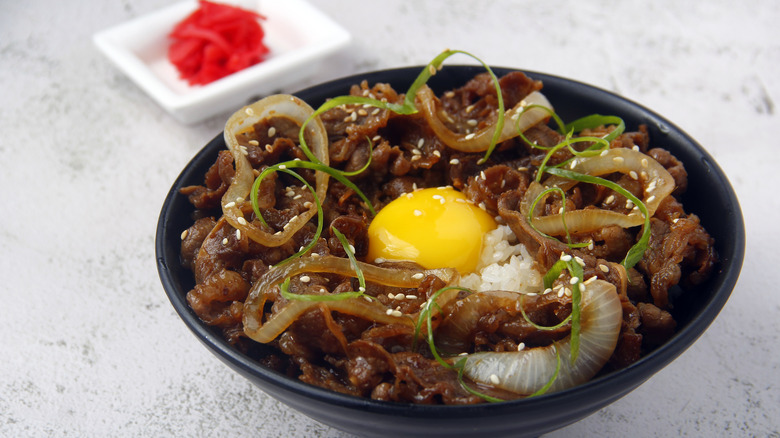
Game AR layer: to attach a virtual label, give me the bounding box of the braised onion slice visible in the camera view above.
[461,280,621,395]
[242,255,459,343]
[527,148,675,235]
[416,85,553,153]
[222,94,330,247]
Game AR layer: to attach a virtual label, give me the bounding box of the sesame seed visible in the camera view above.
[393,294,404,300]
[641,158,649,168]
[489,374,501,385]
[364,296,372,302]
[580,283,587,292]
[626,200,634,209]
[558,207,565,214]
[374,258,386,264]
[245,107,254,116]
[417,138,425,148]
[300,275,311,283]
[570,277,580,285]
[564,288,572,297]
[445,91,455,98]
[274,231,282,236]
[236,230,241,240]
[391,310,403,317]
[673,218,680,223]
[279,164,287,170]
[432,150,441,157]
[543,288,552,295]
[412,148,422,155]
[180,230,188,240]
[359,286,366,292]
[237,217,247,225]
[385,309,393,316]
[588,240,595,250]
[225,201,236,209]
[303,201,313,209]
[372,135,382,142]
[585,276,598,284]
[467,119,478,127]
[406,294,418,300]
[600,149,610,157]
[570,159,578,169]
[517,342,526,352]
[350,112,358,122]
[412,273,424,280]
[248,140,259,146]
[480,171,486,180]
[449,158,460,165]
[222,237,229,245]
[432,195,445,204]
[478,202,487,211]
[613,156,624,164]
[558,289,565,298]
[465,105,475,113]
[428,64,437,75]
[348,244,356,253]
[293,194,302,200]
[629,171,639,180]
[599,264,610,273]
[264,144,273,152]
[410,155,421,161]
[464,133,476,140]
[646,195,656,203]
[371,108,380,116]
[517,166,529,172]
[574,256,585,266]
[267,127,276,137]
[358,109,367,117]
[413,209,423,217]
[632,145,640,151]
[560,254,572,262]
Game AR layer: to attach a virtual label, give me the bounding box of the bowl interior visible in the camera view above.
[156,65,744,437]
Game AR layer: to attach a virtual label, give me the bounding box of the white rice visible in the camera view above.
[458,225,543,293]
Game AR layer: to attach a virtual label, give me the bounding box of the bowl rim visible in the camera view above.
[156,64,745,416]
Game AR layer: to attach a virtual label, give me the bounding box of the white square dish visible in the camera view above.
[93,0,351,124]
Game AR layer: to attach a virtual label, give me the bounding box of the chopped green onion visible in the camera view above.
[527,344,561,397]
[279,277,366,302]
[518,294,572,331]
[279,226,370,302]
[248,166,323,266]
[564,114,625,143]
[331,227,366,293]
[454,357,505,403]
[298,49,506,167]
[544,167,650,269]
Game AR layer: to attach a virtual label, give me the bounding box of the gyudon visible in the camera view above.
[179,50,717,404]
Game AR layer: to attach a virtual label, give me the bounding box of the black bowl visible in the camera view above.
[156,66,744,437]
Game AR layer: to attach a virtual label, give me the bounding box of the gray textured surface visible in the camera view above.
[1,0,778,436]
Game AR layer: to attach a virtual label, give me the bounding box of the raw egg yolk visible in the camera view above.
[367,187,497,275]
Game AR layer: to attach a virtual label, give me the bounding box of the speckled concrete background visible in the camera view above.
[1,0,778,437]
